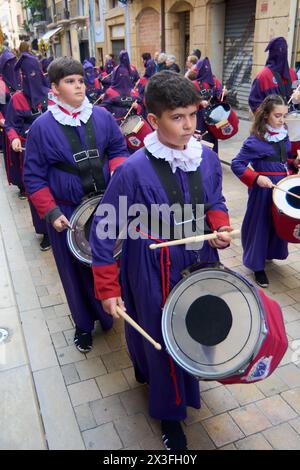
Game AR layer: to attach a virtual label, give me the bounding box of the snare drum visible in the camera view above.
[162,266,287,383]
[285,111,300,156]
[67,195,123,265]
[272,174,300,243]
[204,103,239,140]
[120,115,152,151]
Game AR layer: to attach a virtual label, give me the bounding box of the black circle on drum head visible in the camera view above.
[185,295,233,347]
[286,186,300,209]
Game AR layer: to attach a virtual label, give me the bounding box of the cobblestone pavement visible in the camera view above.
[2,119,300,450]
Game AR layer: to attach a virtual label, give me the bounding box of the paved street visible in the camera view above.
[2,119,300,450]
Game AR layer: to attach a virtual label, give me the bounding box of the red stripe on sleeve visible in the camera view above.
[92,264,121,300]
[109,156,127,173]
[29,187,57,219]
[240,167,259,187]
[206,210,230,231]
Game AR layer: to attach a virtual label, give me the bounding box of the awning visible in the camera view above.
[40,27,62,42]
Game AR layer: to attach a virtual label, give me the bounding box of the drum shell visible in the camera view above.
[285,112,300,156]
[123,116,152,151]
[219,288,287,384]
[272,174,300,243]
[204,103,239,141]
[162,267,287,383]
[272,204,300,243]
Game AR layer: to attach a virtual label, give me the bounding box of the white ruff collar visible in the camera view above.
[144,131,203,173]
[48,94,93,127]
[264,124,288,143]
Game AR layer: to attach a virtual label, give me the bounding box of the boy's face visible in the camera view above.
[52,74,86,108]
[148,104,198,150]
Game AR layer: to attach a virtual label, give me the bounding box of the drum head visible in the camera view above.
[67,195,124,265]
[205,103,231,125]
[67,195,102,265]
[273,175,300,219]
[120,115,141,136]
[285,112,300,142]
[162,268,266,380]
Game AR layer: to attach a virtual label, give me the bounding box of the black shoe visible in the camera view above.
[161,420,187,450]
[18,189,27,200]
[254,270,269,288]
[40,234,51,251]
[74,327,93,353]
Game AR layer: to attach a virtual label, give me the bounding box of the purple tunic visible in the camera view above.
[90,147,230,420]
[24,106,129,332]
[231,135,292,271]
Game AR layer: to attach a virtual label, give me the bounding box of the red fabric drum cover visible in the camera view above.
[204,103,239,140]
[219,289,287,384]
[120,115,153,151]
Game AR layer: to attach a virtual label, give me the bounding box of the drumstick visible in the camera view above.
[115,306,162,351]
[121,100,137,124]
[100,71,113,81]
[288,84,300,105]
[194,129,208,138]
[272,184,300,201]
[149,229,241,249]
[93,94,104,106]
[133,78,140,90]
[221,86,226,102]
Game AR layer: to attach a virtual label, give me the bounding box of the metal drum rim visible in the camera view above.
[67,195,102,266]
[161,267,268,380]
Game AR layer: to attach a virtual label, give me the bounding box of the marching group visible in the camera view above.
[0,36,300,450]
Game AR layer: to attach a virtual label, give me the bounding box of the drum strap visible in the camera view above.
[272,71,292,101]
[54,117,106,196]
[145,148,211,238]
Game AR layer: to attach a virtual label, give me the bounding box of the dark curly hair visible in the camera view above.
[145,70,200,116]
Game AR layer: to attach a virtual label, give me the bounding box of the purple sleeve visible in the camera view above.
[231,137,260,187]
[248,78,266,113]
[5,99,24,142]
[90,163,135,299]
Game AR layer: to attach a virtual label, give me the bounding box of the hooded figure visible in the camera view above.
[265,37,290,79]
[41,56,54,74]
[83,60,96,86]
[192,57,223,153]
[4,52,50,242]
[137,58,156,99]
[119,50,139,87]
[15,52,49,108]
[0,50,21,92]
[194,57,215,87]
[83,59,102,104]
[249,36,297,113]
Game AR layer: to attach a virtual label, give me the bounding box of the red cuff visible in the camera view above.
[29,187,57,219]
[109,156,127,173]
[240,167,259,187]
[206,210,230,231]
[0,112,4,121]
[6,128,19,143]
[92,264,121,300]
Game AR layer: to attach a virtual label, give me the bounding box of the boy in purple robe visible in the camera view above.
[137,53,156,100]
[23,57,129,352]
[249,37,298,113]
[90,71,233,449]
[231,94,300,287]
[191,57,223,153]
[5,52,51,250]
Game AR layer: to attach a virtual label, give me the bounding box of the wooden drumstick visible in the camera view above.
[115,306,162,351]
[221,86,226,102]
[272,184,300,201]
[133,78,140,90]
[149,229,240,249]
[288,83,300,105]
[120,100,137,124]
